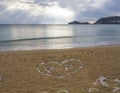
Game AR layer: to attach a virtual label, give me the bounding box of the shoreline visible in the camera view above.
[0,45,120,93]
[0,43,120,53]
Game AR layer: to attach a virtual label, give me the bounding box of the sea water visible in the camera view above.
[0,24,120,51]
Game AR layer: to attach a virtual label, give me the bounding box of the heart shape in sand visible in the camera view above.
[36,59,83,78]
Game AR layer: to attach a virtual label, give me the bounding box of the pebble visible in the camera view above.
[57,90,69,93]
[88,88,99,93]
[113,87,120,93]
[114,79,120,84]
[0,75,3,81]
[95,76,109,87]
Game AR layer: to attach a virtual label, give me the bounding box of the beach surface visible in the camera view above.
[0,45,120,93]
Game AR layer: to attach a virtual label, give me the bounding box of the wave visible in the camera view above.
[0,36,77,42]
[0,35,119,43]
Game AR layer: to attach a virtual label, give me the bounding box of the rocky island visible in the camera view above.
[68,20,90,24]
[95,16,120,24]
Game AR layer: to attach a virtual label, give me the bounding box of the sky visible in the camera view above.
[0,0,120,24]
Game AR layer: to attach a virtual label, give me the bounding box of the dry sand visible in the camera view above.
[0,45,120,93]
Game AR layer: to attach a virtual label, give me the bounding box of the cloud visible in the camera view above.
[70,0,120,22]
[0,0,74,24]
[0,0,119,24]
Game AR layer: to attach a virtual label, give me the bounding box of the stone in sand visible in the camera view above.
[88,88,99,93]
[57,89,69,93]
[112,87,120,93]
[114,79,120,84]
[0,75,3,81]
[98,76,109,87]
[93,76,109,87]
[65,64,72,71]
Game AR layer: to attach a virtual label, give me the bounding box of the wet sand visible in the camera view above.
[0,45,120,93]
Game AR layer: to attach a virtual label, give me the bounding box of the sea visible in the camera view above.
[0,24,120,51]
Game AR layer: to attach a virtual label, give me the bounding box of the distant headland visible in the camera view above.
[95,16,120,24]
[68,16,120,24]
[68,21,90,24]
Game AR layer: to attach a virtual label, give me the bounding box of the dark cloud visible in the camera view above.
[74,0,120,22]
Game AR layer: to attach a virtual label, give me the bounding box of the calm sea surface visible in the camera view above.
[0,25,120,51]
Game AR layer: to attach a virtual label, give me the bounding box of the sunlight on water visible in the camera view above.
[45,25,74,37]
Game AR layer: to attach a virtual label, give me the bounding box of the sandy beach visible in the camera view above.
[0,45,120,93]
